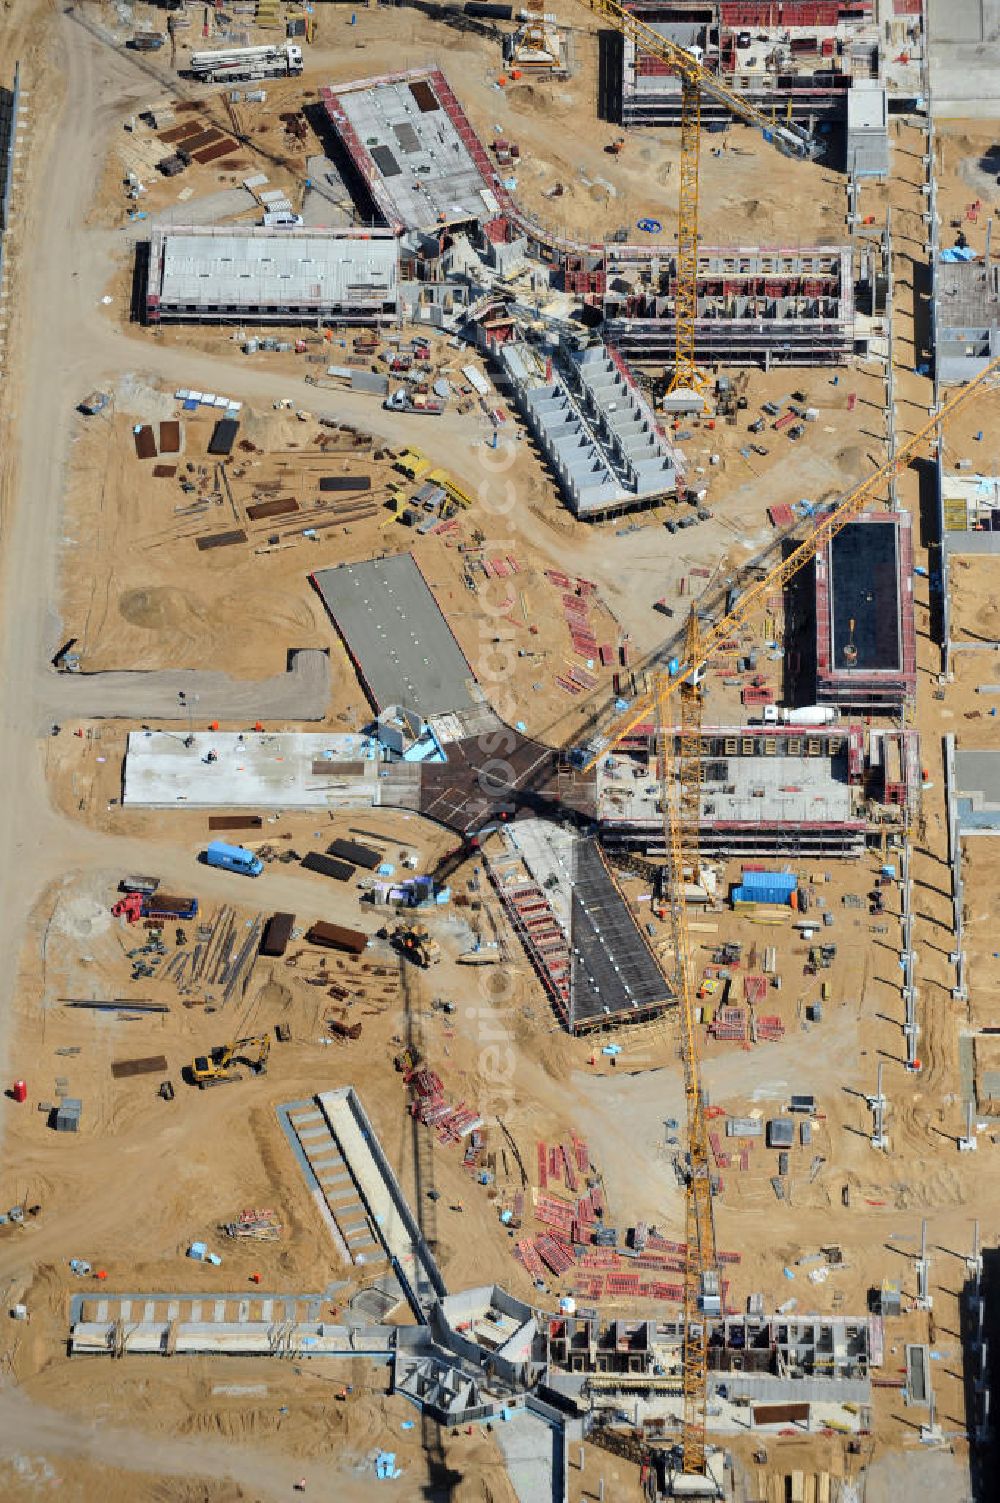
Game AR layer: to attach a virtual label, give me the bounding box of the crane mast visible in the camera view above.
[585,0,816,395]
[588,357,1000,1479]
[658,608,717,1474]
[584,351,1000,772]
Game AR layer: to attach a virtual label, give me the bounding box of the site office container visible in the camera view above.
[740,870,797,894]
[733,884,796,906]
[732,871,798,906]
[205,840,264,877]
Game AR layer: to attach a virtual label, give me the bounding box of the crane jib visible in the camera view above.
[594,0,820,157]
[583,353,1000,772]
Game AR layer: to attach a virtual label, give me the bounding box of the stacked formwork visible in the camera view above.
[563,253,608,297]
[486,851,572,1027]
[603,246,855,369]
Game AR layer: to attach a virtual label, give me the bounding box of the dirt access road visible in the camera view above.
[39,647,330,723]
[0,21,471,1117]
[0,1382,386,1503]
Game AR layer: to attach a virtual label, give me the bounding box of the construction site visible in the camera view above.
[1,0,1000,1500]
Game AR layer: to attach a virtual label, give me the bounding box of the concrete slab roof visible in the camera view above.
[123,730,382,809]
[935,258,1000,331]
[324,71,499,233]
[846,80,888,131]
[927,0,1000,116]
[597,748,856,828]
[312,553,479,719]
[501,818,672,1028]
[150,226,398,310]
[955,749,1000,833]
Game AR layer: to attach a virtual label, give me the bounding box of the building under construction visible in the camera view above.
[613,0,897,128]
[143,226,400,325]
[601,244,856,369]
[486,819,672,1033]
[545,1309,874,1389]
[934,253,1000,384]
[320,67,515,237]
[814,511,916,711]
[596,721,870,859]
[498,339,679,518]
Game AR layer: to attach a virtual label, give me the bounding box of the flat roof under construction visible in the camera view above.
[145,225,399,321]
[570,834,672,1026]
[815,512,915,706]
[489,819,671,1031]
[831,521,901,671]
[599,748,855,830]
[322,69,504,233]
[123,731,385,809]
[312,553,478,720]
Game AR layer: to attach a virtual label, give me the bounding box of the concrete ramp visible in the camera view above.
[317,1087,446,1318]
[496,1404,568,1503]
[279,1098,386,1269]
[906,1343,931,1407]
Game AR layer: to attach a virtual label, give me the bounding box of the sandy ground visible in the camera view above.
[0,1,997,1499]
[91,0,857,250]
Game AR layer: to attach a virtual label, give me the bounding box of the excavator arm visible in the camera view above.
[190,1035,269,1086]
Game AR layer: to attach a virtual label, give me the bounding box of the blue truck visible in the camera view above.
[204,840,263,878]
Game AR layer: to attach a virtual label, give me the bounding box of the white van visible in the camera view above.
[262,211,304,229]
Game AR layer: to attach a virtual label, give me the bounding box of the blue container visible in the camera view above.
[739,870,796,896]
[733,884,791,906]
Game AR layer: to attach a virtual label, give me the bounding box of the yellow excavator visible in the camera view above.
[386,923,442,968]
[189,1035,271,1088]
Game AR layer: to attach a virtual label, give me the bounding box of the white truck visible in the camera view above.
[188,44,303,84]
[761,704,839,727]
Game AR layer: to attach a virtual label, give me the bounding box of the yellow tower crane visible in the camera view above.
[582,355,1000,1482]
[583,0,819,397]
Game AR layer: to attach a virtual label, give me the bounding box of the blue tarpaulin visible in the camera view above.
[375,1451,402,1480]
